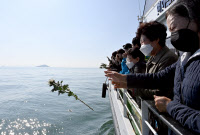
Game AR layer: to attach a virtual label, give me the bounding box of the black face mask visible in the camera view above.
[171,29,199,52]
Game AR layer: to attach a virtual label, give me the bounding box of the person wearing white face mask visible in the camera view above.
[133,24,177,133]
[105,0,200,133]
[135,21,178,101]
[126,48,146,74]
[126,48,146,105]
[119,43,132,74]
[138,21,178,74]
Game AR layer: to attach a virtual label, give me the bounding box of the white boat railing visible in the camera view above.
[108,82,196,135]
[116,88,142,135]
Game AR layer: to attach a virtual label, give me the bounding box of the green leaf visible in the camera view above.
[48,79,94,111]
[63,85,68,90]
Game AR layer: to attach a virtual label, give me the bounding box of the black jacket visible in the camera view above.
[129,61,146,74]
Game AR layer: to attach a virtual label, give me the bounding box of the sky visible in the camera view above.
[0,0,145,68]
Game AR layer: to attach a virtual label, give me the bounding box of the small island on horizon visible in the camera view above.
[37,65,49,67]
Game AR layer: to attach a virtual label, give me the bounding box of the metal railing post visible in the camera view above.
[123,89,128,118]
[142,100,149,135]
[117,88,120,100]
[108,80,111,91]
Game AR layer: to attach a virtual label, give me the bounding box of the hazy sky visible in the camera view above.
[0,0,145,67]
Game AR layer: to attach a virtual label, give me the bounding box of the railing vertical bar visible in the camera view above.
[117,90,142,135]
[123,89,128,118]
[144,120,158,135]
[117,88,120,100]
[142,100,149,135]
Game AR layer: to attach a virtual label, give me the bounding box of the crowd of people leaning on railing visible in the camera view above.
[104,0,200,134]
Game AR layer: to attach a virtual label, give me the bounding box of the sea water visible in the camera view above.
[0,67,114,135]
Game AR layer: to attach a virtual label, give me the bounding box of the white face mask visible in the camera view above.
[140,44,153,56]
[126,61,134,69]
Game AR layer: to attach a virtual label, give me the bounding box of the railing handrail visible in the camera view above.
[117,89,142,135]
[142,100,197,135]
[110,85,197,135]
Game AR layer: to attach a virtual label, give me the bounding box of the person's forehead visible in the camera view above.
[140,35,149,42]
[167,14,188,26]
[140,35,146,40]
[127,55,132,59]
[167,14,175,22]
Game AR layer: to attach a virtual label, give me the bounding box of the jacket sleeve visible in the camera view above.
[167,100,200,134]
[158,55,178,71]
[127,61,177,89]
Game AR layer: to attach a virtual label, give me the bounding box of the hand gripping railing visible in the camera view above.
[114,87,196,135]
[141,100,197,135]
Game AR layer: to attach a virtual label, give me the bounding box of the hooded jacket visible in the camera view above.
[126,49,200,133]
[119,58,129,74]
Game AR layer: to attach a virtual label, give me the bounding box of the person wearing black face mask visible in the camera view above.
[105,0,200,133]
[170,19,199,53]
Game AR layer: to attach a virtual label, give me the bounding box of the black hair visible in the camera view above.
[112,51,117,57]
[117,49,125,54]
[167,0,200,31]
[123,43,132,50]
[136,21,167,47]
[127,48,145,61]
[132,37,141,47]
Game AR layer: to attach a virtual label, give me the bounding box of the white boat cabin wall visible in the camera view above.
[142,0,177,52]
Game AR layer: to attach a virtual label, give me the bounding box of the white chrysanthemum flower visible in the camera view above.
[48,79,55,86]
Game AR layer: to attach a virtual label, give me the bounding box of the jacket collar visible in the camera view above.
[180,49,200,69]
[188,49,200,62]
[147,46,169,65]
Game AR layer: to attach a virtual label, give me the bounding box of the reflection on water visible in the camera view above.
[0,67,114,135]
[0,118,51,135]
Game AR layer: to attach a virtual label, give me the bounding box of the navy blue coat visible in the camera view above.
[127,49,200,133]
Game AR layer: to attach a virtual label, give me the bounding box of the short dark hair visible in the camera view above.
[117,49,125,54]
[127,48,145,61]
[132,37,141,47]
[166,4,189,19]
[166,0,200,31]
[112,51,117,57]
[136,21,167,47]
[123,43,132,50]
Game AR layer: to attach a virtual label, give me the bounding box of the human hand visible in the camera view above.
[107,68,112,71]
[154,95,171,112]
[104,71,127,83]
[112,81,127,89]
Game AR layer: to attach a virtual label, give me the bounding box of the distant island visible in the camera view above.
[37,65,49,67]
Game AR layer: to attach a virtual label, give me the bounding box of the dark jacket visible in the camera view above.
[109,60,121,72]
[129,60,146,107]
[135,46,178,99]
[126,49,200,133]
[129,60,146,74]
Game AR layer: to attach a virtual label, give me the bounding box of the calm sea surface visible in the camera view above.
[0,67,114,135]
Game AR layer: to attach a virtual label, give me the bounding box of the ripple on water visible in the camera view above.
[0,118,55,135]
[0,68,114,135]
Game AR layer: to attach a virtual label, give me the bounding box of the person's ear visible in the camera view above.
[151,39,159,47]
[136,57,140,62]
[155,38,160,46]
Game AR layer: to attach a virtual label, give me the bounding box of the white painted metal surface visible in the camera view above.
[108,81,136,135]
